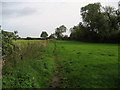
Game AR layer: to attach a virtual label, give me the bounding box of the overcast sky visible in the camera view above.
[0,0,119,38]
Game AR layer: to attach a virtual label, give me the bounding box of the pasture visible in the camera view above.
[54,40,118,88]
[2,40,119,88]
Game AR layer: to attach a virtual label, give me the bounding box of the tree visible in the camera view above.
[14,30,19,40]
[70,3,119,43]
[116,10,120,31]
[63,35,69,40]
[40,31,48,39]
[81,3,102,32]
[70,22,90,41]
[26,37,32,40]
[55,25,67,39]
[49,33,55,39]
[14,30,18,35]
[103,6,118,31]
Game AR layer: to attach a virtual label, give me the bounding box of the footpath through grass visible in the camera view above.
[54,40,118,88]
[2,40,119,88]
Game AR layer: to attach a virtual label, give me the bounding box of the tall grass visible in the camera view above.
[2,40,55,88]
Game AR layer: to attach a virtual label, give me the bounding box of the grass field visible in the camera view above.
[54,40,118,88]
[2,40,119,88]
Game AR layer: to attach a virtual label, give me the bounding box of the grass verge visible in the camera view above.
[2,40,55,88]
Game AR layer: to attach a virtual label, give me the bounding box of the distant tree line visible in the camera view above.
[46,3,119,43]
[46,25,69,40]
[40,25,69,40]
[70,3,120,43]
[1,3,119,44]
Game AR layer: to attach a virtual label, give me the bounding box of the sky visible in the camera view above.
[0,0,119,38]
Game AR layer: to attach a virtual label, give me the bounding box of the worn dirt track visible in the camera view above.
[49,41,61,88]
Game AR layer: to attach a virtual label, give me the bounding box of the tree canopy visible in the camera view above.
[55,25,67,39]
[40,31,48,39]
[70,3,119,43]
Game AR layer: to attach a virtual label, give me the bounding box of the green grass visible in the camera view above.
[3,40,55,88]
[3,40,119,88]
[54,40,118,88]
